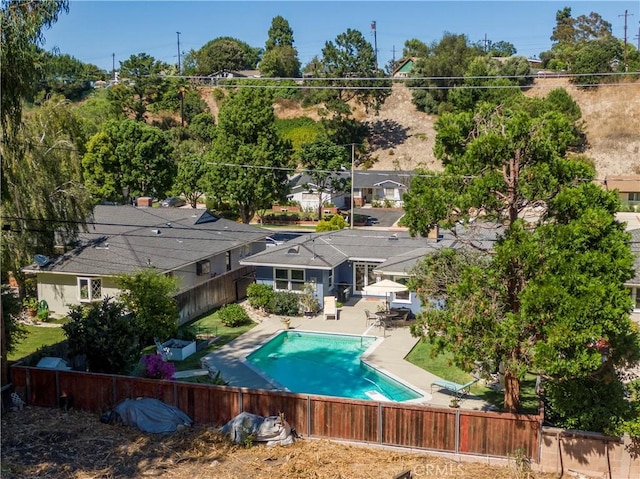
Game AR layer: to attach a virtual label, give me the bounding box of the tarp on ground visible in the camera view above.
[109,398,193,433]
[221,412,297,446]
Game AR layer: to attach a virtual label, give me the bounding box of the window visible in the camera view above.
[393,278,411,302]
[225,251,231,271]
[628,192,640,202]
[384,187,395,198]
[328,268,334,289]
[196,260,210,276]
[78,277,101,302]
[635,288,640,311]
[274,268,305,291]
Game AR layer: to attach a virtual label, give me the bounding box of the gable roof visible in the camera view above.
[26,206,268,276]
[392,57,416,77]
[289,171,411,191]
[605,175,640,193]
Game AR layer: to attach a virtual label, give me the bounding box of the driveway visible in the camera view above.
[352,207,405,228]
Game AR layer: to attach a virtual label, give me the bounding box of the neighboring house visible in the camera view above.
[287,170,410,211]
[605,175,640,209]
[392,58,416,78]
[240,225,500,315]
[207,69,262,84]
[287,172,348,211]
[24,205,269,320]
[354,170,410,207]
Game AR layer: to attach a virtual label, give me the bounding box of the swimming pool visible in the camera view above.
[246,331,424,402]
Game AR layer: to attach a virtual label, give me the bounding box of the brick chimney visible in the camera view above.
[136,197,152,207]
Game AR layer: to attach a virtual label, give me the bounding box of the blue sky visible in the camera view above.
[43,1,640,72]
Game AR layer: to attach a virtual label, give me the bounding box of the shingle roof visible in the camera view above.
[27,206,268,276]
[289,171,412,190]
[241,224,501,270]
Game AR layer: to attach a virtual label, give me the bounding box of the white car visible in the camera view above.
[265,236,284,248]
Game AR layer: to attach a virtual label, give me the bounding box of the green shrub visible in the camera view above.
[218,303,251,327]
[272,291,300,316]
[247,283,274,310]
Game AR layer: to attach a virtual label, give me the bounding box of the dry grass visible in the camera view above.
[1,406,555,479]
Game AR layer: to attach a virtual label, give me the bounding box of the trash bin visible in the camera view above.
[337,285,350,303]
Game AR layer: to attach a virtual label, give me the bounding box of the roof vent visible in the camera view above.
[286,245,300,255]
[151,229,161,235]
[388,233,398,241]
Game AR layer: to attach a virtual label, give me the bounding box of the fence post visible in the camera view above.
[378,402,383,444]
[112,376,117,406]
[238,390,243,412]
[455,409,460,454]
[307,396,311,438]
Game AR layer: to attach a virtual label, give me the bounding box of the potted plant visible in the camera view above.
[299,282,319,317]
[449,398,460,408]
[23,297,38,317]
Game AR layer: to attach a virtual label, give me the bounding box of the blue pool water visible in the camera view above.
[246,331,423,402]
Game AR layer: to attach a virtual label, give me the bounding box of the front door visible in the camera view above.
[354,262,378,294]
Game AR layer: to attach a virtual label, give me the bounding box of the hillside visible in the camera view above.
[358,79,640,177]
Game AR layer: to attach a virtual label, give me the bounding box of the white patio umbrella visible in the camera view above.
[362,279,408,309]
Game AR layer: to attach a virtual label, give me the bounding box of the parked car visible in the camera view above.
[160,197,186,208]
[265,236,284,248]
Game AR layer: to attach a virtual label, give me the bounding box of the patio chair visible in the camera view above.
[430,377,479,400]
[364,309,376,326]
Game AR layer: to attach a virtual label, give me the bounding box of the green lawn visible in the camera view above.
[8,325,66,362]
[406,339,540,414]
[171,310,257,371]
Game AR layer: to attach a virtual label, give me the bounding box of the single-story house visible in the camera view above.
[24,205,270,321]
[605,175,640,209]
[240,225,500,315]
[288,170,411,211]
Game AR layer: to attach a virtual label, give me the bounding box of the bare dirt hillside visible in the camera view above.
[360,79,640,177]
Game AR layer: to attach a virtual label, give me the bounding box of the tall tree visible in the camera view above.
[260,16,300,78]
[82,119,175,201]
[2,97,93,287]
[205,88,293,223]
[108,53,169,121]
[408,33,483,114]
[0,0,68,135]
[297,138,350,220]
[403,38,429,58]
[403,94,603,412]
[190,37,261,75]
[319,28,391,114]
[1,0,76,386]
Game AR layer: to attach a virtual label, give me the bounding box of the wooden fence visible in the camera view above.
[173,266,255,324]
[10,365,542,461]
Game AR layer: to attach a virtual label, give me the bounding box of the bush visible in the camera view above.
[272,291,300,316]
[218,303,251,327]
[139,353,176,380]
[247,283,274,310]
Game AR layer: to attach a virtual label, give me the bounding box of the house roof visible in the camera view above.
[392,57,416,76]
[26,206,268,276]
[240,224,501,271]
[289,171,411,191]
[605,175,640,193]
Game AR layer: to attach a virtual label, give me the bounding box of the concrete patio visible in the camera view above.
[199,297,496,411]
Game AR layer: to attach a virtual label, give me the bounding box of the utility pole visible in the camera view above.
[350,143,355,230]
[619,10,633,71]
[371,21,378,71]
[484,33,489,52]
[176,31,182,73]
[112,53,115,82]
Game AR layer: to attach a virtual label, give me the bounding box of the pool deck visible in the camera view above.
[199,297,496,411]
